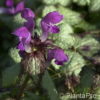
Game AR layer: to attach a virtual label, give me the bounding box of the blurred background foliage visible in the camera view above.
[0,0,100,100]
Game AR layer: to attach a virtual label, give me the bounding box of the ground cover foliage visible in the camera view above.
[0,0,100,100]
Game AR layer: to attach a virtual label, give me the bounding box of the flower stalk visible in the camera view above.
[16,74,30,100]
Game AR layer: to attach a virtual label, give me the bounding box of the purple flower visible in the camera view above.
[40,11,63,41]
[48,48,68,65]
[12,8,35,50]
[21,8,35,19]
[17,41,25,51]
[21,8,35,31]
[12,11,68,66]
[24,18,35,32]
[13,26,31,51]
[5,0,14,7]
[15,1,24,13]
[1,0,25,14]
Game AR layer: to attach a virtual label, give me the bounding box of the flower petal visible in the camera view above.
[41,21,50,32]
[7,7,16,14]
[24,18,35,32]
[40,32,48,42]
[5,0,14,7]
[17,34,31,51]
[49,25,60,33]
[40,23,60,41]
[13,26,31,38]
[21,8,35,19]
[17,42,25,50]
[48,48,68,65]
[15,1,24,13]
[42,11,63,24]
[40,11,63,41]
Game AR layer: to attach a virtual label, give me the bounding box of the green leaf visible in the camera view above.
[73,0,90,6]
[0,92,9,100]
[77,35,100,56]
[54,33,76,49]
[24,57,41,76]
[42,71,60,100]
[2,63,20,87]
[43,0,72,6]
[75,67,94,93]
[23,92,40,100]
[57,6,82,25]
[13,13,26,28]
[42,6,57,16]
[80,67,94,88]
[89,0,100,12]
[52,23,76,49]
[74,20,97,31]
[77,35,99,48]
[61,51,85,76]
[9,48,21,63]
[59,23,74,35]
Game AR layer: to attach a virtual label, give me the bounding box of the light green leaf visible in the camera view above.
[9,48,21,63]
[59,23,74,35]
[74,20,96,31]
[61,51,85,76]
[42,71,60,100]
[24,57,41,76]
[2,63,20,87]
[13,13,26,28]
[89,0,100,12]
[73,0,90,6]
[42,6,57,16]
[77,35,100,56]
[76,35,100,48]
[43,0,72,6]
[54,33,76,49]
[57,6,82,25]
[52,23,76,49]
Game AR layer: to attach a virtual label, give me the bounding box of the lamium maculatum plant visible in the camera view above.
[13,10,69,75]
[0,0,100,100]
[11,3,69,99]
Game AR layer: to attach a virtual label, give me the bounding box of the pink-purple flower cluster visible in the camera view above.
[7,0,69,65]
[0,0,24,14]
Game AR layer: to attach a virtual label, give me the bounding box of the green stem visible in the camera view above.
[16,75,30,100]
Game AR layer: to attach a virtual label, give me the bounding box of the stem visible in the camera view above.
[16,75,30,100]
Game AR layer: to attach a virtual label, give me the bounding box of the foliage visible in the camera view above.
[0,0,100,100]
